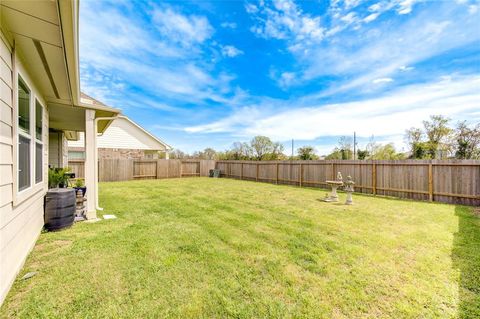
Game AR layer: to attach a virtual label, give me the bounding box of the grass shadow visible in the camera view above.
[452,206,480,318]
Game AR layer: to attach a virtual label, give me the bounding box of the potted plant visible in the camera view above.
[48,168,61,189]
[48,167,73,188]
[73,178,87,197]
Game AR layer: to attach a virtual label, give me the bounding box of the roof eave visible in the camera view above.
[57,0,80,106]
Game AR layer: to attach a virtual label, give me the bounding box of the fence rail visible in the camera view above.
[215,160,480,206]
[68,159,479,206]
[68,159,216,182]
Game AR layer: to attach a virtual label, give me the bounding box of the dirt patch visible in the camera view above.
[36,239,72,250]
[473,208,480,218]
[35,240,73,258]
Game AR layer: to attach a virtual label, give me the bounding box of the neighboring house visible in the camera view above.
[68,106,172,160]
[0,0,122,304]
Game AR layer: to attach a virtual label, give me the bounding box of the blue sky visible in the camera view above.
[79,0,480,155]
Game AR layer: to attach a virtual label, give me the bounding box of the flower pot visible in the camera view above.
[74,187,87,197]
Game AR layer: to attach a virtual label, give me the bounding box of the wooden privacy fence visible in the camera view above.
[215,160,480,206]
[68,159,216,182]
[68,158,479,205]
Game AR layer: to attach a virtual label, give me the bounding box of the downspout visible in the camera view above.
[93,115,127,211]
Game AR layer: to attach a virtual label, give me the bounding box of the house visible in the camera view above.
[0,0,122,304]
[68,100,173,161]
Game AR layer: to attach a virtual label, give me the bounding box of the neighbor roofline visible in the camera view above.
[121,116,173,150]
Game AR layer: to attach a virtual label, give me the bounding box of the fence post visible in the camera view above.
[156,160,160,179]
[332,163,335,180]
[299,164,303,187]
[428,163,433,202]
[166,159,170,178]
[180,161,183,178]
[276,163,279,184]
[372,162,376,195]
[240,162,243,180]
[256,162,259,182]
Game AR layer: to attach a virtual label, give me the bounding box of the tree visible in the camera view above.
[357,149,369,160]
[368,143,406,160]
[411,142,430,159]
[169,149,187,159]
[405,127,425,158]
[229,142,252,160]
[269,142,286,160]
[201,148,217,160]
[422,115,452,158]
[325,136,353,160]
[325,148,343,160]
[297,146,318,160]
[250,136,272,160]
[454,121,480,159]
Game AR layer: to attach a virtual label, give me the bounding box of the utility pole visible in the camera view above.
[353,131,357,160]
[291,139,294,159]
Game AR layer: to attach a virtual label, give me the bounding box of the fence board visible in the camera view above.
[216,160,480,206]
[67,159,480,206]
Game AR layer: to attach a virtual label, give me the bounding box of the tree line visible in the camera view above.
[169,115,479,160]
[169,136,287,161]
[405,115,479,159]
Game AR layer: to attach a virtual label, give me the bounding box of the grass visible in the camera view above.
[1,178,479,318]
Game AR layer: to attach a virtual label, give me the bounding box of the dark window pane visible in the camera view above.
[35,142,42,183]
[18,78,30,134]
[19,135,31,191]
[36,101,42,140]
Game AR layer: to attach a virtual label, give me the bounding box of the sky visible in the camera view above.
[79,0,480,155]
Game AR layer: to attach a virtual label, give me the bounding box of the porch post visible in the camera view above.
[84,109,97,219]
[165,151,170,159]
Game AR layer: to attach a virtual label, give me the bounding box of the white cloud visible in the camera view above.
[369,3,382,11]
[278,72,296,88]
[372,77,394,84]
[363,12,380,22]
[469,4,479,14]
[397,0,419,14]
[153,7,213,44]
[79,2,238,108]
[399,65,414,71]
[248,0,324,43]
[340,12,358,24]
[185,75,480,143]
[221,22,237,29]
[300,3,479,96]
[245,3,259,14]
[221,45,244,57]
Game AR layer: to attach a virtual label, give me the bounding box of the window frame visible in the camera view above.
[34,99,44,185]
[16,75,32,193]
[12,59,48,206]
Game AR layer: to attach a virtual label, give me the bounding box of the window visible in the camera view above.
[35,100,43,183]
[18,77,31,191]
[68,151,85,160]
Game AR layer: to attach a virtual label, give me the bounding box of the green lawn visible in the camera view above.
[1,178,479,318]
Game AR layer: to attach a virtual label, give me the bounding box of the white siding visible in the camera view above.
[68,117,167,151]
[48,131,68,168]
[0,33,49,304]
